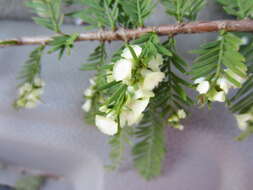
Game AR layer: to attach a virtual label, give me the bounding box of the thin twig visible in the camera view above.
[1,19,253,47]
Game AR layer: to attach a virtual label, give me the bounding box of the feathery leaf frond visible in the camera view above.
[191,32,247,88]
[18,45,45,85]
[217,0,253,19]
[161,0,206,22]
[26,0,63,32]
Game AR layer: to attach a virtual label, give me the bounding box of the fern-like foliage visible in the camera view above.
[70,0,120,30]
[217,0,253,19]
[82,43,109,124]
[18,46,45,85]
[160,0,206,22]
[132,35,191,179]
[25,0,63,32]
[48,33,79,59]
[120,0,155,27]
[106,127,132,170]
[158,38,193,115]
[132,108,166,180]
[230,75,253,114]
[229,75,253,140]
[191,32,247,88]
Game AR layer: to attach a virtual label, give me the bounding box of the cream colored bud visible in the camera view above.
[95,115,118,135]
[121,45,142,60]
[196,81,210,94]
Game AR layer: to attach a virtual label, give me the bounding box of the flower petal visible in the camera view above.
[112,59,133,82]
[95,115,118,135]
[121,45,142,60]
[142,71,165,91]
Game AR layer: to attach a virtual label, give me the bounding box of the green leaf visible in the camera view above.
[48,33,79,59]
[217,0,253,19]
[15,176,45,190]
[190,32,248,86]
[160,0,206,22]
[229,75,253,114]
[120,0,155,27]
[26,0,63,32]
[106,127,132,170]
[18,45,45,84]
[70,0,119,30]
[132,109,166,180]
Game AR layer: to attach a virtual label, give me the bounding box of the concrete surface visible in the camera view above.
[0,1,253,190]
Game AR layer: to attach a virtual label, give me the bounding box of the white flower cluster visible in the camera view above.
[15,77,45,109]
[235,112,253,131]
[168,109,187,130]
[82,78,96,112]
[194,70,247,103]
[82,45,165,136]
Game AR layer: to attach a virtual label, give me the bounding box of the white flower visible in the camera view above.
[26,93,37,101]
[95,115,118,136]
[84,88,94,97]
[89,78,96,85]
[120,98,150,126]
[82,100,92,112]
[148,54,163,72]
[142,71,165,91]
[130,98,150,115]
[134,89,154,100]
[112,59,133,82]
[99,105,108,113]
[235,113,252,131]
[22,83,33,92]
[212,91,226,102]
[33,89,43,96]
[177,109,186,119]
[168,115,179,122]
[16,99,25,107]
[194,77,206,84]
[34,77,45,87]
[174,124,184,131]
[25,101,37,109]
[196,81,210,94]
[121,45,142,60]
[241,36,249,45]
[217,77,231,94]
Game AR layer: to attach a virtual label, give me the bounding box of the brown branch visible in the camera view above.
[1,19,253,47]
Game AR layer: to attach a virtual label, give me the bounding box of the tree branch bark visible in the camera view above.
[1,19,253,47]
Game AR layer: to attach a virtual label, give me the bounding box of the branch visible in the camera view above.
[1,19,253,47]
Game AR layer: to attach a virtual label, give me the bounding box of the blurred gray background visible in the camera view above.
[0,0,253,190]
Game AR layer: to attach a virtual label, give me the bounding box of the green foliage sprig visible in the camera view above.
[3,0,253,181]
[26,0,63,33]
[48,33,79,59]
[161,0,206,22]
[18,45,45,84]
[120,0,155,27]
[217,0,253,19]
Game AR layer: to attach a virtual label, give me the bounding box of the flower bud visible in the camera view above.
[121,45,142,60]
[196,81,210,94]
[95,115,118,135]
[212,91,226,102]
[177,109,186,119]
[82,100,92,112]
[235,113,252,131]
